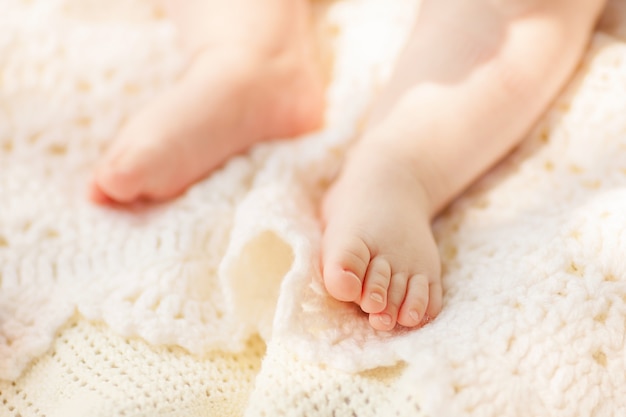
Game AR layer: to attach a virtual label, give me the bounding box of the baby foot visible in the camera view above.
[322,144,443,331]
[91,26,324,203]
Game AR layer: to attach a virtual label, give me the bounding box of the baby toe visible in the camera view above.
[397,274,430,327]
[424,279,443,323]
[360,256,391,314]
[322,233,371,303]
[94,153,147,204]
[369,272,408,331]
[88,180,116,205]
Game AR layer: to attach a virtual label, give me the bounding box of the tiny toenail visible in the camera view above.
[379,314,392,325]
[410,310,420,323]
[370,292,384,303]
[345,270,362,285]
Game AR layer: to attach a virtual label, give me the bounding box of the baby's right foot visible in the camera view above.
[322,141,443,331]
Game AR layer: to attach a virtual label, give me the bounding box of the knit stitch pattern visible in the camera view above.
[1,0,626,416]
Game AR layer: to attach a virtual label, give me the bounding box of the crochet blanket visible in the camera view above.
[1,0,626,415]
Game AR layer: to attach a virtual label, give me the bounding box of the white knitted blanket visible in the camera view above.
[2,0,626,416]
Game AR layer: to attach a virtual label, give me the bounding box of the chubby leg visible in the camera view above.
[91,0,324,203]
[322,0,605,330]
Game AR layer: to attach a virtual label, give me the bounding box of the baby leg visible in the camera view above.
[91,0,324,203]
[322,0,605,330]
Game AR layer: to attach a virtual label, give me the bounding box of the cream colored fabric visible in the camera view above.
[2,0,626,416]
[0,317,265,417]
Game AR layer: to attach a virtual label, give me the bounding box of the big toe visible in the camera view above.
[322,232,371,303]
[92,150,148,204]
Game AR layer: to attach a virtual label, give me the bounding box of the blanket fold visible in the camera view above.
[3,0,626,416]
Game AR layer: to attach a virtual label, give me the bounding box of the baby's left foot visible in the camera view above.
[322,141,443,331]
[90,0,324,204]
